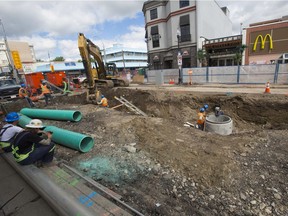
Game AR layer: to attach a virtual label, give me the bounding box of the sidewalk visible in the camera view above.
[0,154,57,216]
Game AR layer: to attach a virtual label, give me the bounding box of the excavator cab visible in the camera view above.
[105,63,118,77]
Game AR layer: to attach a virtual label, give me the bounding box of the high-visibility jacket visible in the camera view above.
[197,112,205,125]
[19,87,29,98]
[100,98,108,107]
[41,84,51,94]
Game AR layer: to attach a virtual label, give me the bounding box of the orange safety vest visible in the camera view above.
[197,112,205,125]
[19,87,29,98]
[41,84,51,94]
[100,98,108,107]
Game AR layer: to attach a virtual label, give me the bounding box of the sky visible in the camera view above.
[0,0,287,62]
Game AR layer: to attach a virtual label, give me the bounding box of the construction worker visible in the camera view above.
[11,119,55,166]
[0,112,23,152]
[97,95,109,107]
[214,105,224,117]
[40,80,53,106]
[203,104,209,117]
[19,83,35,107]
[197,108,206,131]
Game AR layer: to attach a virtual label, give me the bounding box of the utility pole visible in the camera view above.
[0,19,19,82]
[122,49,126,73]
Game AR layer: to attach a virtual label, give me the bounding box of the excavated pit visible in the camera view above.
[1,88,288,216]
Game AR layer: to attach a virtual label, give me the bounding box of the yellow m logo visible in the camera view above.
[253,34,273,51]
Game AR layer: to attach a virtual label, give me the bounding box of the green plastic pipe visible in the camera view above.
[18,114,32,128]
[18,114,94,153]
[44,126,94,153]
[20,108,82,122]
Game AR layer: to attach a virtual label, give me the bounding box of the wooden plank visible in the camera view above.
[44,166,131,216]
[62,164,123,200]
[42,166,110,216]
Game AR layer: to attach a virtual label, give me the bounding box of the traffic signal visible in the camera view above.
[11,51,23,69]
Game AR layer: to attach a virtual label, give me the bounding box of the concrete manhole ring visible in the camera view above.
[205,114,233,135]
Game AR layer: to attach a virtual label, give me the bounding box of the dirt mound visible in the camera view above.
[7,88,288,215]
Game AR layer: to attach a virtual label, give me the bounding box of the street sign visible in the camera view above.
[177,54,182,66]
[11,50,23,69]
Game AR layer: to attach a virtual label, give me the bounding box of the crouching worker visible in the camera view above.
[12,119,55,166]
[196,108,206,131]
[97,95,109,107]
[0,112,23,152]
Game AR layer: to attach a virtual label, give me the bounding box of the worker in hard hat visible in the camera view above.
[196,108,206,131]
[97,95,109,107]
[203,104,209,117]
[0,112,23,152]
[214,105,224,117]
[11,119,55,166]
[19,83,35,107]
[40,81,53,106]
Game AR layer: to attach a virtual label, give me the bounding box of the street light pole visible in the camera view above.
[0,19,19,82]
[177,29,182,84]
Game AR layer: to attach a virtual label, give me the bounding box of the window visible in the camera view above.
[150,8,158,20]
[180,15,191,42]
[150,26,160,48]
[180,0,189,8]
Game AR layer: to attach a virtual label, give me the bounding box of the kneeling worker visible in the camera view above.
[0,112,23,152]
[12,119,55,166]
[97,95,109,107]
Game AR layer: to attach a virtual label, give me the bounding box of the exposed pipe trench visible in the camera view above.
[20,108,82,122]
[2,153,96,216]
[205,114,233,135]
[18,114,94,153]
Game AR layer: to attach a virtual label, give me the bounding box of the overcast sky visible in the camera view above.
[0,0,287,62]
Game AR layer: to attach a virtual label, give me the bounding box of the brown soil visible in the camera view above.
[5,87,288,215]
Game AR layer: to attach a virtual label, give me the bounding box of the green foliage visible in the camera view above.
[53,56,65,61]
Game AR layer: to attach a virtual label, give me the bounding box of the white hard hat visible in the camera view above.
[26,119,45,128]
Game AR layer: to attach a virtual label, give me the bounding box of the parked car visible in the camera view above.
[0,79,20,100]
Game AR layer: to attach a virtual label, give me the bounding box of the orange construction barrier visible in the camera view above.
[264,82,271,94]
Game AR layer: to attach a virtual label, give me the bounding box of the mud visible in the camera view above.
[3,88,288,215]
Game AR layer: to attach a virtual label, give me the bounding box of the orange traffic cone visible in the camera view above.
[264,82,271,94]
[169,79,175,84]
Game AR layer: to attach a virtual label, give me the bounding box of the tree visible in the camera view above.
[53,56,65,61]
[36,59,44,62]
[197,49,206,67]
[234,44,248,65]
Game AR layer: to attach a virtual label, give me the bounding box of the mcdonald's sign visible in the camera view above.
[253,34,273,51]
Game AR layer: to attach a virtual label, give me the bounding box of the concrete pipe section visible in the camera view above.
[205,114,233,135]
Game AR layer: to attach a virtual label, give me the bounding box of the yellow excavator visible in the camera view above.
[78,33,129,103]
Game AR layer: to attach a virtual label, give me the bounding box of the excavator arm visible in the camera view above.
[78,33,96,95]
[78,33,129,102]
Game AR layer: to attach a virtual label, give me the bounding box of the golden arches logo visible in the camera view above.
[253,34,273,51]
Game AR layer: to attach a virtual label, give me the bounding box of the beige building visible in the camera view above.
[0,40,36,73]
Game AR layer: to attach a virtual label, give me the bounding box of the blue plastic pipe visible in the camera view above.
[18,114,94,153]
[20,108,82,122]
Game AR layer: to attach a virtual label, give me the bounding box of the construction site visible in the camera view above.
[0,82,287,216]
